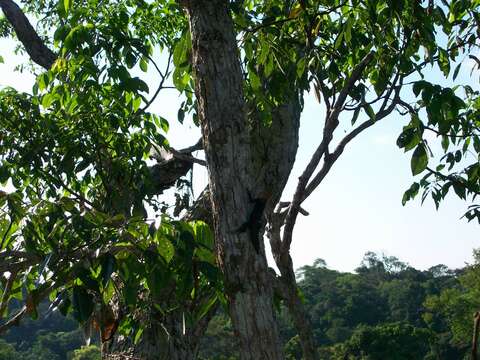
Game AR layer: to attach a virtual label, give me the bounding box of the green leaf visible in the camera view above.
[413,81,429,97]
[101,254,117,286]
[198,261,218,282]
[364,105,375,121]
[344,17,353,43]
[156,235,174,264]
[102,280,115,304]
[452,62,461,80]
[193,221,213,249]
[59,197,76,211]
[411,144,428,176]
[249,71,261,92]
[125,52,137,69]
[134,327,144,344]
[153,115,169,133]
[452,183,466,199]
[132,97,141,112]
[438,48,450,77]
[104,214,126,227]
[54,25,71,43]
[173,31,191,68]
[296,57,306,79]
[288,3,302,18]
[473,137,480,153]
[0,55,4,64]
[140,57,148,72]
[402,182,420,206]
[194,295,218,322]
[351,107,360,125]
[37,73,49,91]
[64,0,71,13]
[42,94,54,108]
[72,287,94,323]
[441,136,449,152]
[397,117,423,152]
[334,31,343,49]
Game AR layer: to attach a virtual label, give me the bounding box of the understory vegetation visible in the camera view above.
[2,251,479,360]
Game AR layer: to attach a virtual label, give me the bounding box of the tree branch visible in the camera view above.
[303,76,401,200]
[0,306,26,334]
[281,50,375,250]
[140,52,173,113]
[0,0,56,70]
[424,126,478,139]
[328,51,375,125]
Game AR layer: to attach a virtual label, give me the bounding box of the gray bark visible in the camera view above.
[182,1,302,358]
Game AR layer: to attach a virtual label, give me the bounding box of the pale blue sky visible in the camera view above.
[0,37,478,273]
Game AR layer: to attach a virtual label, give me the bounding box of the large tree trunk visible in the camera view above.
[182,1,290,358]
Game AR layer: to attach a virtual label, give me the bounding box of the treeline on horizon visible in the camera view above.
[1,251,479,360]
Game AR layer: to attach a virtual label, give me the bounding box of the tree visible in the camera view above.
[424,249,480,354]
[0,339,21,360]
[333,322,432,360]
[1,0,480,359]
[69,345,101,360]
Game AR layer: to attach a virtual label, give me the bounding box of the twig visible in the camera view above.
[38,169,96,209]
[0,306,26,334]
[424,126,478,139]
[178,138,203,153]
[244,17,297,34]
[329,51,375,124]
[0,270,17,319]
[170,149,206,166]
[427,167,480,197]
[0,218,13,250]
[140,52,173,113]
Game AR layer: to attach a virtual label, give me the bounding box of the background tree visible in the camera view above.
[424,249,480,355]
[0,338,21,360]
[70,345,101,360]
[332,322,432,360]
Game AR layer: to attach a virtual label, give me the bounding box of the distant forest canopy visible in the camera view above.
[1,251,479,360]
